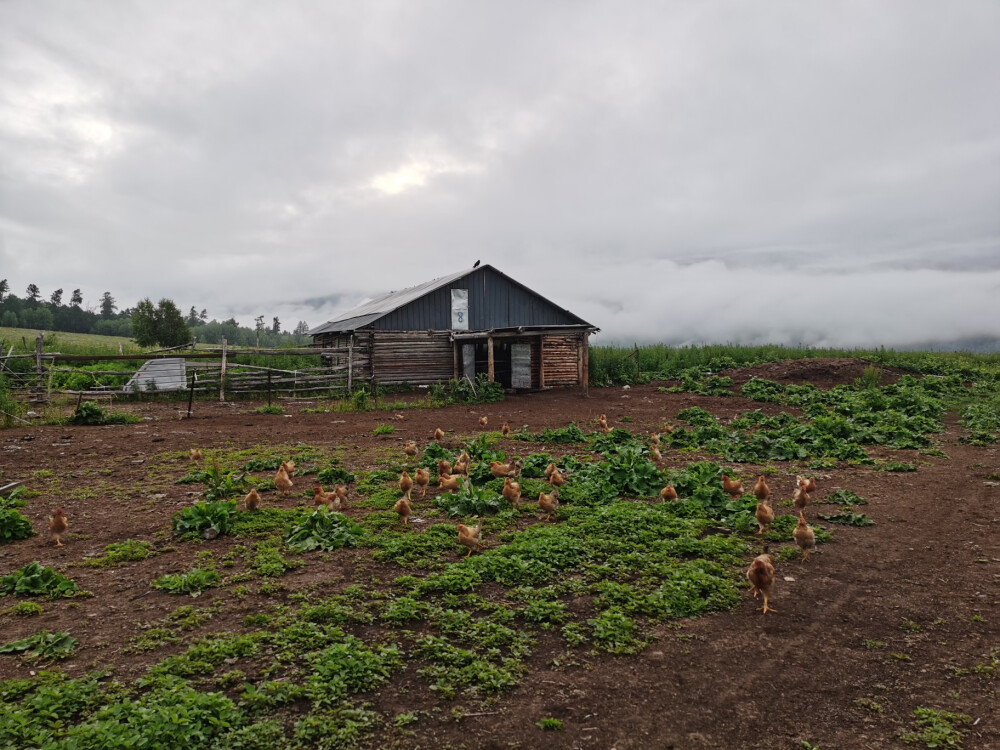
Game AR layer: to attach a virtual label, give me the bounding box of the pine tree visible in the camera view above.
[70,289,83,306]
[100,292,117,318]
[50,288,64,305]
[25,283,40,302]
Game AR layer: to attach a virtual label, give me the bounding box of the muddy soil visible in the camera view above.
[1,358,998,749]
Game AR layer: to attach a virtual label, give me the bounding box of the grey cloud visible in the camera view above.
[1,1,998,346]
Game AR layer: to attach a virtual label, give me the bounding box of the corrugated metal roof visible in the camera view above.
[308,265,598,335]
[308,267,475,335]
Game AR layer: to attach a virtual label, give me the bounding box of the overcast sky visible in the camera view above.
[2,1,998,348]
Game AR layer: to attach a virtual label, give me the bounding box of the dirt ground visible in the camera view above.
[1,358,998,749]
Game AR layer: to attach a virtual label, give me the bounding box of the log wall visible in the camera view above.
[371,331,454,386]
[540,334,584,387]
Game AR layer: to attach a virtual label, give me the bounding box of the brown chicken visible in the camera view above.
[49,507,68,547]
[746,550,776,614]
[452,451,470,476]
[659,484,678,502]
[404,441,418,457]
[457,523,482,557]
[598,413,610,433]
[649,445,662,463]
[394,497,412,525]
[281,460,296,476]
[538,488,559,522]
[792,485,811,511]
[549,468,567,487]
[544,462,558,479]
[797,475,817,493]
[399,470,413,500]
[502,476,521,506]
[244,488,262,511]
[189,448,203,463]
[753,475,770,501]
[794,511,816,561]
[274,466,294,497]
[433,427,445,440]
[501,421,511,437]
[754,499,774,535]
[414,468,430,499]
[313,486,338,509]
[650,433,660,447]
[438,473,462,491]
[722,474,744,499]
[437,459,452,477]
[479,416,488,427]
[333,484,349,506]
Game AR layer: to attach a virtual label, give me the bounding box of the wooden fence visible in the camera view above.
[0,335,372,403]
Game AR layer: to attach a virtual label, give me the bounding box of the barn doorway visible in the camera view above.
[460,339,534,389]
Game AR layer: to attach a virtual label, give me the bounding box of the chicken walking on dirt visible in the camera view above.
[754,499,774,535]
[747,549,776,614]
[274,466,293,497]
[394,497,412,525]
[794,511,816,561]
[398,470,413,500]
[49,507,68,547]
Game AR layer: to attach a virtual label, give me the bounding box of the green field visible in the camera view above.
[0,327,144,357]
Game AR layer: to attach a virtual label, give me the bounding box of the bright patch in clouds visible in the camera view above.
[369,158,481,195]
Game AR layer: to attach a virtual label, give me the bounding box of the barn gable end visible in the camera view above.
[309,265,597,391]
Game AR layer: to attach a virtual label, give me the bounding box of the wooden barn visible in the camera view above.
[309,265,598,390]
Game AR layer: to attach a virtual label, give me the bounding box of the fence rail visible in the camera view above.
[0,335,372,402]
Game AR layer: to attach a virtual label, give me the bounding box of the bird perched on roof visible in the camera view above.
[472,259,480,268]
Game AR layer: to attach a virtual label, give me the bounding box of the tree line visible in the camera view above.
[0,280,311,348]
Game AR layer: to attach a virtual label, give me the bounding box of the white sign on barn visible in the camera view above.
[451,289,469,330]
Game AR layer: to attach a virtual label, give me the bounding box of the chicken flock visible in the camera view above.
[44,412,825,618]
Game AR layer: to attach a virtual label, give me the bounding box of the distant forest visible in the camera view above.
[0,280,311,347]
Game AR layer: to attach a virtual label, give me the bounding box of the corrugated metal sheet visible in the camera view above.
[125,358,187,392]
[309,265,597,334]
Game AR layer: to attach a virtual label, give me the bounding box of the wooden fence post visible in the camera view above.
[186,372,195,418]
[34,333,45,403]
[267,369,272,406]
[219,337,227,402]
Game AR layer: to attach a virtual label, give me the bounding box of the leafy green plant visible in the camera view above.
[8,601,43,617]
[284,507,367,551]
[823,489,868,506]
[0,507,33,544]
[316,465,356,485]
[874,461,917,473]
[83,539,157,567]
[0,631,78,662]
[537,717,564,730]
[435,477,508,517]
[587,608,647,655]
[372,424,395,436]
[199,466,248,502]
[152,567,221,596]
[430,374,504,405]
[900,707,972,748]
[172,500,238,539]
[66,400,140,426]
[0,561,81,598]
[254,404,285,415]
